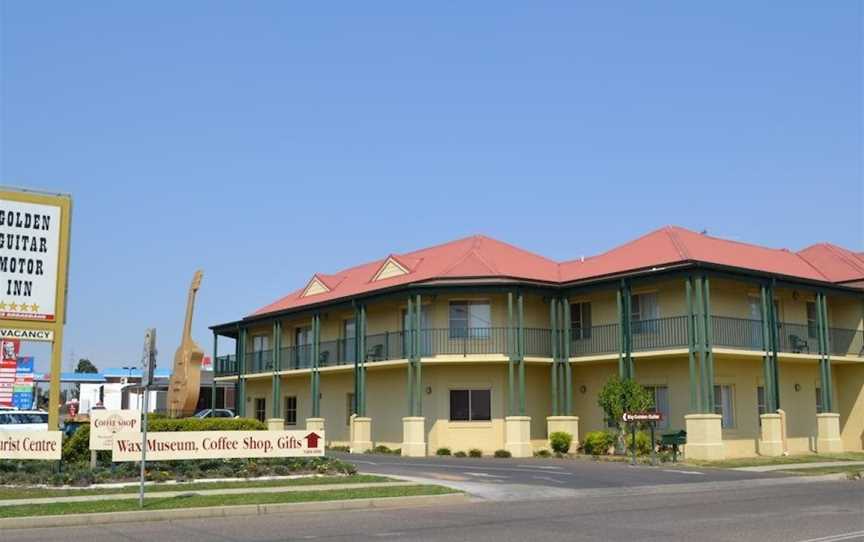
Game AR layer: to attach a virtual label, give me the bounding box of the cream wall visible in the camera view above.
[836,364,864,451]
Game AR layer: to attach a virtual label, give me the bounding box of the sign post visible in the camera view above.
[0,188,72,429]
[622,412,662,466]
[139,328,156,508]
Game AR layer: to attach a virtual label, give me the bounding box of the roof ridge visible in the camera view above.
[822,243,864,274]
[663,226,692,260]
[559,225,676,265]
[439,239,499,277]
[472,234,560,265]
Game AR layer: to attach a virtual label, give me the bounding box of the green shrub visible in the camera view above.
[534,449,551,458]
[147,417,266,432]
[549,431,573,455]
[493,449,511,458]
[453,451,467,457]
[435,447,451,456]
[582,431,615,455]
[468,448,483,458]
[372,445,393,454]
[327,445,350,452]
[625,431,654,456]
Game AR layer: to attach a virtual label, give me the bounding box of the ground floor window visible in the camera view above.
[644,385,669,429]
[346,393,355,426]
[285,396,297,426]
[449,389,491,421]
[713,385,734,428]
[254,397,266,423]
[815,387,824,414]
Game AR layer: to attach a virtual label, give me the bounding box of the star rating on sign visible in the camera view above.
[0,301,41,313]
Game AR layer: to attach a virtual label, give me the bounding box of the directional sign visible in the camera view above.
[111,430,326,462]
[622,412,663,422]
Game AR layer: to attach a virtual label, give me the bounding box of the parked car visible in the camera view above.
[0,410,49,431]
[193,408,235,419]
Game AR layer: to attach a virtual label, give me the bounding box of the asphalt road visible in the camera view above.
[332,451,784,498]
[6,478,863,541]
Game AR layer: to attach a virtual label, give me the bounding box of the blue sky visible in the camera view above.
[1,2,861,372]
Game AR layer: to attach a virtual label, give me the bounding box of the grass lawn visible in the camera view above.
[0,485,457,518]
[0,474,390,501]
[685,452,864,469]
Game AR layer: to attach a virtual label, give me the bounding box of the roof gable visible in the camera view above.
[301,275,331,297]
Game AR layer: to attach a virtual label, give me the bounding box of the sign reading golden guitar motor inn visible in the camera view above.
[0,199,62,322]
[0,431,62,460]
[110,431,325,462]
[89,410,141,451]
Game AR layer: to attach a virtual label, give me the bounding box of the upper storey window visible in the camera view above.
[449,301,491,339]
[571,302,592,339]
[631,293,659,334]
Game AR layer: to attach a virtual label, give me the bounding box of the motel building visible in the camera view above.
[210,227,864,460]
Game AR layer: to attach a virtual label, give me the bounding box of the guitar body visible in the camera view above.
[167,271,204,417]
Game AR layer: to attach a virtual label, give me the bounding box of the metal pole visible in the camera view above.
[562,296,573,415]
[550,298,558,417]
[139,384,150,508]
[507,292,515,417]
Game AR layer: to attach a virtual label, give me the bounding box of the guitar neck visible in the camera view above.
[182,288,197,340]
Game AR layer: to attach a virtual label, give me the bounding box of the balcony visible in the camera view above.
[215,319,864,377]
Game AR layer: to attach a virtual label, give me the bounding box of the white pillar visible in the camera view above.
[758,414,783,456]
[401,416,426,457]
[816,413,843,453]
[350,416,373,453]
[504,416,532,458]
[684,413,724,461]
[546,416,579,448]
[306,417,325,433]
[266,418,284,431]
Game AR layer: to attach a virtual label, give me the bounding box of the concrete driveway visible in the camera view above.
[330,452,790,500]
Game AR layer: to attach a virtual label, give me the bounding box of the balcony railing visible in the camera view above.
[570,323,620,356]
[630,316,689,352]
[829,327,864,357]
[225,319,864,376]
[214,355,237,377]
[712,316,764,350]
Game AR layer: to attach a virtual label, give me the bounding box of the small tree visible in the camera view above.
[75,358,98,374]
[597,376,654,452]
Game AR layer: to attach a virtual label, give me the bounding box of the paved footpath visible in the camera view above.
[735,460,864,472]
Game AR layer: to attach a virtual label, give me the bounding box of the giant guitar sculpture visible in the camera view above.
[167,270,205,417]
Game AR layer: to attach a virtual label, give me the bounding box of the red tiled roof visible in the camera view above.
[250,227,860,317]
[252,235,560,316]
[797,243,864,284]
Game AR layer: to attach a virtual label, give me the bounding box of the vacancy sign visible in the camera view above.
[111,430,325,462]
[89,410,141,450]
[0,431,62,460]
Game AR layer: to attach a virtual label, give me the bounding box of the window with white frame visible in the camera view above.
[713,385,735,428]
[644,385,670,429]
[449,301,491,339]
[284,396,297,426]
[631,293,659,334]
[570,302,592,339]
[449,389,491,421]
[252,335,269,352]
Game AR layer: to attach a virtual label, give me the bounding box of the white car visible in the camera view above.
[0,410,49,431]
